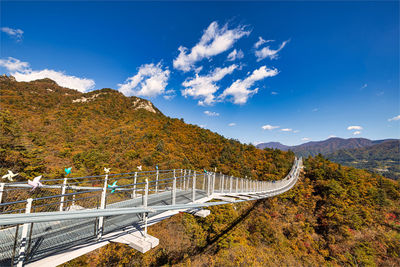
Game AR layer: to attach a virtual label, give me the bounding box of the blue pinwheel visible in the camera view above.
[156,165,158,170]
[204,169,207,173]
[108,181,118,193]
[65,167,72,175]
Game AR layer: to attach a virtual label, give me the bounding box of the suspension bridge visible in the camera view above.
[0,157,302,267]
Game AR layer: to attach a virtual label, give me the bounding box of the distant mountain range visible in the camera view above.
[257,138,400,179]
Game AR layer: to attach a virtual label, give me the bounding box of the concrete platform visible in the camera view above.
[213,196,236,202]
[112,232,159,253]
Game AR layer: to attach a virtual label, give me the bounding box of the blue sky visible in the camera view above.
[1,1,399,145]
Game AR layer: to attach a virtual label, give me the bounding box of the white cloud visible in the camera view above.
[388,115,400,122]
[163,94,175,100]
[1,57,95,92]
[227,49,244,61]
[271,91,278,95]
[328,135,337,138]
[219,66,278,104]
[1,27,23,41]
[118,62,170,97]
[204,110,219,117]
[228,122,236,126]
[361,84,368,89]
[0,57,29,72]
[173,21,250,72]
[293,130,300,133]
[301,137,310,141]
[13,70,95,92]
[281,128,292,132]
[182,64,237,105]
[353,131,361,135]
[254,37,274,49]
[262,124,279,130]
[347,126,363,130]
[312,108,319,112]
[255,40,289,61]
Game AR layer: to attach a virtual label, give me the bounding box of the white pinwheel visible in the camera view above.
[28,175,43,191]
[137,166,142,171]
[104,167,111,173]
[1,170,18,181]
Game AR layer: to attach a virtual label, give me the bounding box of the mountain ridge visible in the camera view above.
[257,137,398,155]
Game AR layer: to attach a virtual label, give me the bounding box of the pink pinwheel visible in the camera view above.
[28,175,43,191]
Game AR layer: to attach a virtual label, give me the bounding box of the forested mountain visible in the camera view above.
[0,75,294,181]
[257,138,399,180]
[256,137,396,156]
[256,141,290,150]
[1,77,399,266]
[327,140,400,180]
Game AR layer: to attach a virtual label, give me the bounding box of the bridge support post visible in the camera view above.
[132,172,137,198]
[59,177,67,211]
[172,170,176,205]
[229,176,233,193]
[192,172,196,202]
[97,173,108,240]
[0,183,5,204]
[16,198,32,267]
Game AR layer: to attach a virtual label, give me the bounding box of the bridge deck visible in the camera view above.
[0,189,207,265]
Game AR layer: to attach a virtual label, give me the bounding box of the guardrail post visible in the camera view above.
[192,172,196,202]
[229,176,233,193]
[212,172,216,195]
[180,169,183,189]
[97,173,108,240]
[143,179,149,237]
[16,198,32,267]
[221,174,224,193]
[235,177,238,193]
[183,169,186,191]
[144,179,149,208]
[132,172,137,198]
[59,177,68,211]
[155,169,159,194]
[187,170,191,190]
[0,183,5,204]
[206,173,210,196]
[172,169,176,205]
[203,172,206,190]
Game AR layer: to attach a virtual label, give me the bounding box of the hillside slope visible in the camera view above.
[0,76,294,181]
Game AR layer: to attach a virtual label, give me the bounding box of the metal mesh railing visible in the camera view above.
[0,158,302,266]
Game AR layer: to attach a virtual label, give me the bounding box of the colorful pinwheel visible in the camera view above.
[108,181,118,193]
[1,170,18,182]
[65,167,72,175]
